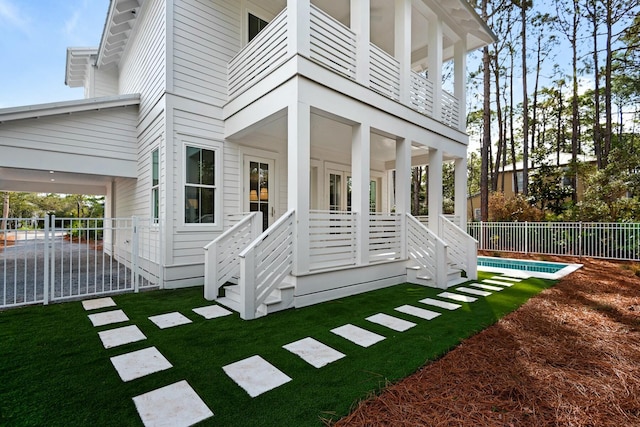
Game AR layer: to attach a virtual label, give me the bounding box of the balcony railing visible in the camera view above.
[227,4,462,130]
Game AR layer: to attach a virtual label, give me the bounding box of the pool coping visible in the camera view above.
[477,256,583,280]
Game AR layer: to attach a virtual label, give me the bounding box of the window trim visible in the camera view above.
[180,140,223,231]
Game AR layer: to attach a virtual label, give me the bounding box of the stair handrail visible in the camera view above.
[439,214,478,280]
[238,210,295,320]
[203,212,263,300]
[407,214,448,288]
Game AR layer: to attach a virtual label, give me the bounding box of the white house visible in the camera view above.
[0,0,494,319]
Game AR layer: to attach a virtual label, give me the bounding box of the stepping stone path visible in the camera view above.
[283,337,346,368]
[80,276,518,421]
[83,297,216,426]
[223,355,292,397]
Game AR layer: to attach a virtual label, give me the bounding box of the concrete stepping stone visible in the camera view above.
[395,305,441,321]
[192,305,232,319]
[418,298,461,311]
[456,287,492,297]
[223,355,292,397]
[88,309,129,327]
[148,312,192,329]
[330,324,385,348]
[110,347,173,382]
[483,279,515,287]
[133,380,213,427]
[468,283,503,291]
[283,337,345,368]
[366,313,416,332]
[82,297,116,311]
[492,276,522,282]
[98,325,147,349]
[437,292,477,303]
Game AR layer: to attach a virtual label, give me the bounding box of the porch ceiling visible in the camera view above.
[0,167,117,195]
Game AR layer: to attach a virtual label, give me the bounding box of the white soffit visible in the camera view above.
[97,0,144,68]
[65,48,98,88]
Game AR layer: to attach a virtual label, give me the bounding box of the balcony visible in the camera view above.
[227,4,462,130]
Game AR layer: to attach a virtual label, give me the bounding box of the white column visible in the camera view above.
[288,0,310,58]
[454,39,467,131]
[428,148,443,233]
[428,18,443,120]
[288,100,311,274]
[395,136,411,259]
[351,0,370,85]
[352,123,371,265]
[394,0,411,104]
[454,156,467,230]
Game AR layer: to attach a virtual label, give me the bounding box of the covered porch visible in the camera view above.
[206,76,476,319]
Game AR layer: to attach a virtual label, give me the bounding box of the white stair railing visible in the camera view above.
[440,215,478,280]
[238,210,295,320]
[203,212,263,300]
[407,214,448,288]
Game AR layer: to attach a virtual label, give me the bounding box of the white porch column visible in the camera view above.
[394,0,411,104]
[454,156,467,230]
[454,39,467,131]
[352,123,371,265]
[351,0,370,85]
[428,148,443,233]
[428,18,443,120]
[395,137,411,259]
[288,100,311,274]
[288,0,311,58]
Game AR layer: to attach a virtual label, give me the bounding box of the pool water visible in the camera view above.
[477,256,582,279]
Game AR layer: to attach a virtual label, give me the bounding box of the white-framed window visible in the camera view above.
[151,149,159,223]
[184,145,218,225]
[248,12,269,42]
[514,171,524,194]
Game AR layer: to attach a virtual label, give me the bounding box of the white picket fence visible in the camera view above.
[0,216,161,309]
[468,221,640,261]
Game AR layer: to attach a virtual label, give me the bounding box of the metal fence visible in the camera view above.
[1,216,161,309]
[468,222,640,261]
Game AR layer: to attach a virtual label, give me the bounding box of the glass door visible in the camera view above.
[245,157,275,231]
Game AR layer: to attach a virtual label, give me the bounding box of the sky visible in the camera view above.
[0,0,109,109]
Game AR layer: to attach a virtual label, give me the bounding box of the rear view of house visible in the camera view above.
[0,0,494,318]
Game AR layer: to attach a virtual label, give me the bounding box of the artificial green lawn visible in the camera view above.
[0,272,555,426]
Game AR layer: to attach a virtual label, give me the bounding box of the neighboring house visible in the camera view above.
[467,152,596,220]
[0,0,494,319]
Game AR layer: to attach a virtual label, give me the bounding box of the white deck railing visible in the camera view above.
[203,212,262,301]
[440,215,477,279]
[227,5,462,130]
[309,210,357,270]
[369,44,400,100]
[227,9,289,98]
[416,214,462,228]
[407,214,448,288]
[309,5,357,79]
[468,222,640,261]
[369,212,403,263]
[238,210,295,320]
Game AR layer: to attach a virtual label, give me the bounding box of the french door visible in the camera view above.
[244,156,275,231]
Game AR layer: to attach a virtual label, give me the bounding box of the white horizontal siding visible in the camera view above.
[119,0,166,120]
[172,0,240,106]
[0,109,137,159]
[87,67,119,98]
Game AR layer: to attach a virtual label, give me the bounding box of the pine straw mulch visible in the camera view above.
[334,253,640,427]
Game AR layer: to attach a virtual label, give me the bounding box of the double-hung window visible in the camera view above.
[185,146,216,224]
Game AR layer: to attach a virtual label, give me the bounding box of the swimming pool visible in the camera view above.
[477,256,582,279]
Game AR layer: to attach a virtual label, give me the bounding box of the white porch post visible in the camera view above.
[395,137,411,259]
[288,100,311,274]
[394,0,411,104]
[454,39,467,131]
[428,148,443,233]
[454,156,467,229]
[288,0,311,58]
[351,0,370,85]
[352,123,370,265]
[428,17,443,121]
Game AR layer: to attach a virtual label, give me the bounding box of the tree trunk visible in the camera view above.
[520,0,529,197]
[481,43,491,222]
[604,0,613,166]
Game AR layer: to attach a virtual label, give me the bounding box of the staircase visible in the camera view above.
[216,277,295,318]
